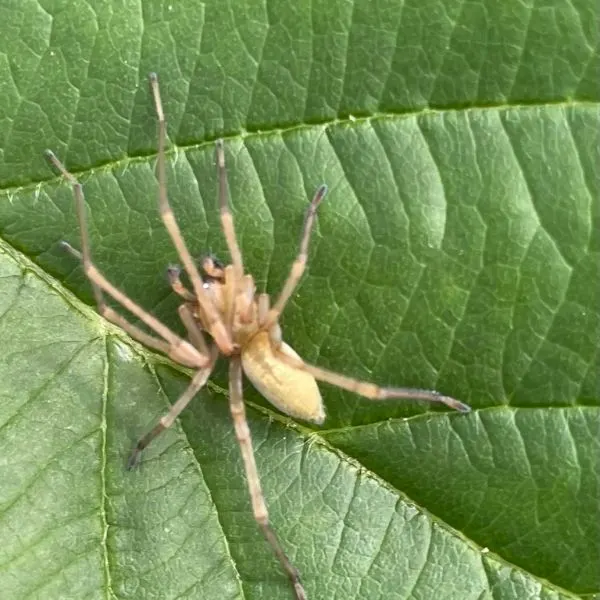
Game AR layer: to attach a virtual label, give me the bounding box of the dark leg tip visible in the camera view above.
[166,263,181,281]
[59,240,82,259]
[441,395,471,413]
[126,448,142,471]
[312,184,328,206]
[149,72,158,83]
[44,149,62,172]
[215,139,226,167]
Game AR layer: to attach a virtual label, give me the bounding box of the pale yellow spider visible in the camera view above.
[45,73,470,600]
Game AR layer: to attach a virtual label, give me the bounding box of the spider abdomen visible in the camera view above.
[241,332,325,424]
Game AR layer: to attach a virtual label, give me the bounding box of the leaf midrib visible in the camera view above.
[1,100,596,193]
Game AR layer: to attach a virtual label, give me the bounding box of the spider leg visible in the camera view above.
[261,184,327,331]
[215,141,246,336]
[228,357,306,600]
[168,271,220,356]
[166,265,196,302]
[177,303,210,357]
[215,139,243,280]
[46,151,208,370]
[275,350,471,413]
[257,292,282,346]
[127,354,216,469]
[148,73,234,354]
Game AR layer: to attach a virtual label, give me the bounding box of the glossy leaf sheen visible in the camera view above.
[0,1,598,599]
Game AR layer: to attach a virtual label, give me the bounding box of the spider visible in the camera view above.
[45,73,471,600]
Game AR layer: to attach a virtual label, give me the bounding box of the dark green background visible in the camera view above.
[0,1,598,599]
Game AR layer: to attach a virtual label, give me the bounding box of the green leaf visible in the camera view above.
[0,1,598,599]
